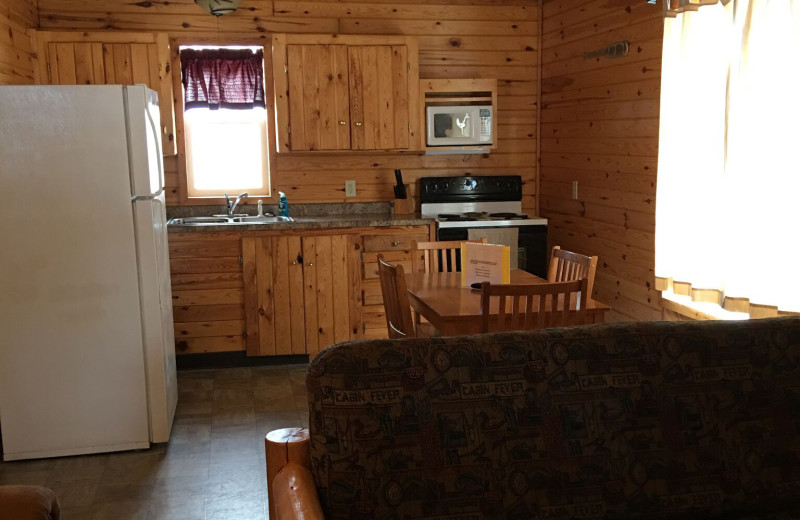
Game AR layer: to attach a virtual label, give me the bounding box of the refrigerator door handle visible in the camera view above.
[145,98,165,197]
[132,189,164,202]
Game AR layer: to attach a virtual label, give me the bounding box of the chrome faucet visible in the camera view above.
[224,192,248,216]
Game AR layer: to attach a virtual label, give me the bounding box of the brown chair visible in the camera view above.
[377,255,415,338]
[480,278,589,332]
[548,246,598,298]
[411,238,488,273]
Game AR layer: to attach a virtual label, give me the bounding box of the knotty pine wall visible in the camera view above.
[539,0,663,321]
[36,0,539,212]
[0,0,37,85]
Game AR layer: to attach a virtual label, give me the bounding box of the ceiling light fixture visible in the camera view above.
[194,0,241,16]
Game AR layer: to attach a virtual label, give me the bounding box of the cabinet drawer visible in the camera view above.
[362,234,428,253]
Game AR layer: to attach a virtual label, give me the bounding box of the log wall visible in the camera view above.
[37,0,540,213]
[539,0,664,321]
[0,0,37,85]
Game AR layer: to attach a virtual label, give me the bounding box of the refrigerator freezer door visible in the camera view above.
[0,85,150,460]
[127,84,177,443]
[126,85,164,198]
[132,192,178,443]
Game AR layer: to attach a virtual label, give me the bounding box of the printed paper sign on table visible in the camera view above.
[460,242,510,287]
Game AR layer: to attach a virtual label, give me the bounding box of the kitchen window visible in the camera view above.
[180,46,270,198]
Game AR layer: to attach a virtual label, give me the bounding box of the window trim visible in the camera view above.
[170,36,278,206]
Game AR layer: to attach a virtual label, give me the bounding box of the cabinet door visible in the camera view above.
[243,236,305,356]
[348,45,410,150]
[243,234,360,357]
[287,44,350,151]
[36,32,176,155]
[302,235,362,358]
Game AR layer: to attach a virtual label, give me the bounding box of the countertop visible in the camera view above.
[167,213,434,233]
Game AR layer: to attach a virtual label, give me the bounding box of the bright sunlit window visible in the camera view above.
[184,107,269,197]
[180,45,270,198]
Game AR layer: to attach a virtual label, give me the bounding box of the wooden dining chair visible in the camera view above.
[377,255,416,339]
[548,246,598,298]
[411,237,488,273]
[480,278,589,333]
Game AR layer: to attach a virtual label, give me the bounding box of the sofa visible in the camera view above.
[266,317,800,519]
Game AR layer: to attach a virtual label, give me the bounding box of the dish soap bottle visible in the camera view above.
[278,191,289,217]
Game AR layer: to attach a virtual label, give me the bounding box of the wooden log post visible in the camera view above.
[265,428,311,520]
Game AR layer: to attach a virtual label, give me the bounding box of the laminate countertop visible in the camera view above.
[167,213,434,233]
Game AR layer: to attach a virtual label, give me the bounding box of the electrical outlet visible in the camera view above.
[571,181,579,200]
[345,180,357,197]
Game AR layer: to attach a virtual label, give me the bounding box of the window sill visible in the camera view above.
[661,291,749,321]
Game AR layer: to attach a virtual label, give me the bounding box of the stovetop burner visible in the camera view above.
[438,213,477,222]
[490,212,528,219]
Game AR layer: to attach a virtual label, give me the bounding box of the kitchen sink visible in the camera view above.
[168,215,294,225]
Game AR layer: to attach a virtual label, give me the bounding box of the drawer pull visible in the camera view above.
[354,122,363,126]
[339,121,347,125]
[392,241,400,246]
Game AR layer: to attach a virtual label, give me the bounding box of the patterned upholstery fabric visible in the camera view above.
[306,318,800,519]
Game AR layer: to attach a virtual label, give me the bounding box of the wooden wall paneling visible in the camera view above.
[0,0,37,85]
[539,0,664,321]
[170,232,245,354]
[37,3,540,217]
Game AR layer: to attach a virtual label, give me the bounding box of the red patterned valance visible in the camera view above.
[180,48,265,110]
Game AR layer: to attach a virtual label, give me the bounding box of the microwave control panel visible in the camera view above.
[479,109,492,142]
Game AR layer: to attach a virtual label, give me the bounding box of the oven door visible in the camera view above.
[437,225,547,278]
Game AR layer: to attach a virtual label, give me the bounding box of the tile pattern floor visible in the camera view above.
[0,365,310,520]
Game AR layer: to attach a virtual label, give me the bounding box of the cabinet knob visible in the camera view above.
[354,122,363,126]
[339,121,347,125]
[292,260,298,265]
[308,262,314,267]
[392,241,400,246]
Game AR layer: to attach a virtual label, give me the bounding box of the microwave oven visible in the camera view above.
[426,105,493,147]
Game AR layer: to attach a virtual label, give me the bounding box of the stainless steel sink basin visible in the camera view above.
[168,215,294,225]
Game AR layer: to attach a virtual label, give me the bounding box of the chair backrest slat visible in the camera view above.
[480,279,589,333]
[548,246,598,298]
[378,255,415,339]
[412,238,488,274]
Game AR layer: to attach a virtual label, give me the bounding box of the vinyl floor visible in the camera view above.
[0,364,310,520]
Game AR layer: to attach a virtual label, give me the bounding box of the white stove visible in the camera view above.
[419,175,549,276]
[421,201,548,229]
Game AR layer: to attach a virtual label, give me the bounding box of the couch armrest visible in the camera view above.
[273,463,324,520]
[0,485,61,520]
[265,428,319,520]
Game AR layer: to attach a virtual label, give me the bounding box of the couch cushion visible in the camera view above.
[306,318,800,519]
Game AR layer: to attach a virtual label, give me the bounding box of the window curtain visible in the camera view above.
[181,48,265,110]
[655,0,800,315]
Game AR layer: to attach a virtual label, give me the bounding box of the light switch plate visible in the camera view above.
[345,180,356,197]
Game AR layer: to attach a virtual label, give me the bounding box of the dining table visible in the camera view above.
[407,269,610,336]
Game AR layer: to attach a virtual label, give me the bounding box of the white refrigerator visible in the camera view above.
[0,85,178,461]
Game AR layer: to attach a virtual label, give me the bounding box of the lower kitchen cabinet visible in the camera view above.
[168,223,433,357]
[242,233,362,358]
[360,226,430,339]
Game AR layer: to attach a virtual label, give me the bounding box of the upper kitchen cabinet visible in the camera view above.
[272,34,420,153]
[34,31,176,156]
